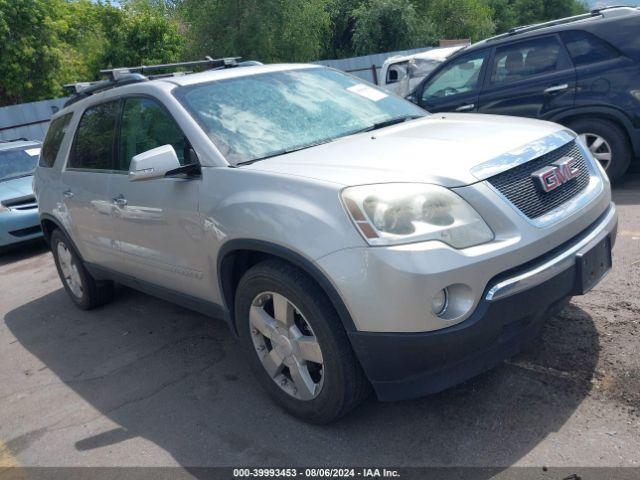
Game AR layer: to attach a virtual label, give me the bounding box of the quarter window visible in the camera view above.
[68,101,119,170]
[422,51,487,101]
[561,31,620,66]
[118,97,188,171]
[491,36,568,85]
[40,113,73,168]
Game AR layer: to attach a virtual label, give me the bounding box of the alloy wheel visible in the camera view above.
[57,242,83,298]
[579,133,613,171]
[249,291,324,401]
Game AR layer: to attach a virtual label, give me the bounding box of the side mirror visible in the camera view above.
[128,145,181,182]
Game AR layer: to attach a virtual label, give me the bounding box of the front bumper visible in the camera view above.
[0,209,42,247]
[346,205,617,401]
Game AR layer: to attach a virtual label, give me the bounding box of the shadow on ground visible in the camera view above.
[612,172,640,206]
[6,285,599,473]
[0,240,47,267]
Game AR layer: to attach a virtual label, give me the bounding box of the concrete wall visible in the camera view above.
[0,98,68,142]
[314,46,432,83]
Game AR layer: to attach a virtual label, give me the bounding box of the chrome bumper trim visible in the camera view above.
[485,204,617,302]
[471,130,576,180]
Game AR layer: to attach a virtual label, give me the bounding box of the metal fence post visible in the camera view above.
[370,64,378,84]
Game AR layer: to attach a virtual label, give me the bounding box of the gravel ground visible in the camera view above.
[0,175,638,474]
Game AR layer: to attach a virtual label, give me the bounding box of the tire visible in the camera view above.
[50,229,114,310]
[567,117,631,182]
[235,259,370,423]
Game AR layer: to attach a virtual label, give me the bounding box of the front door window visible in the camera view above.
[421,51,488,103]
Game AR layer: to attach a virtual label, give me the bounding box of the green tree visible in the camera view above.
[58,0,108,81]
[487,0,587,33]
[97,3,184,70]
[181,0,331,63]
[485,0,519,33]
[324,0,366,58]
[427,0,495,42]
[351,0,436,55]
[0,0,186,105]
[542,0,586,20]
[0,0,69,105]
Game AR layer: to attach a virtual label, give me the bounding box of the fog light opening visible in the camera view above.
[432,288,449,316]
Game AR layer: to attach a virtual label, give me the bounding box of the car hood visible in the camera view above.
[0,175,34,201]
[244,113,568,188]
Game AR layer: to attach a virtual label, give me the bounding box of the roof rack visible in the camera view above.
[100,56,241,81]
[485,6,635,42]
[0,137,29,143]
[63,56,245,108]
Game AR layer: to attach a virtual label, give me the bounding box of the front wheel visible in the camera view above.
[235,259,370,423]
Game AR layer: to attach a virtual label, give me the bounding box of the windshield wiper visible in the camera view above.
[235,115,425,166]
[0,173,33,182]
[353,114,425,134]
[236,137,341,166]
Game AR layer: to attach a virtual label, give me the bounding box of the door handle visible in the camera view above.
[62,189,74,199]
[455,103,475,112]
[543,84,569,94]
[112,195,128,207]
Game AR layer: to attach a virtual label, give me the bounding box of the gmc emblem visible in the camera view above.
[532,157,580,193]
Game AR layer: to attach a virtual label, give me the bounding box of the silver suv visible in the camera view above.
[34,61,617,423]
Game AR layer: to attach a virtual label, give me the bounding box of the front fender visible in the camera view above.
[199,168,366,261]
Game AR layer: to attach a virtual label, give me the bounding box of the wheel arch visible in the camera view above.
[41,214,70,246]
[217,239,357,336]
[551,106,639,158]
[39,214,87,261]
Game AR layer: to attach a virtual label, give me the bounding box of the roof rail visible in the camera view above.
[0,138,29,143]
[100,56,241,81]
[63,56,245,108]
[485,6,635,43]
[590,5,631,14]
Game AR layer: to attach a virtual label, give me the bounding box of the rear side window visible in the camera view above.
[491,36,568,85]
[117,97,187,171]
[40,113,73,168]
[561,31,620,66]
[68,101,119,170]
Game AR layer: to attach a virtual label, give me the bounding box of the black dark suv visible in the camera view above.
[411,6,640,181]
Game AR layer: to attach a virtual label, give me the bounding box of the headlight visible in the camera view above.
[341,183,494,248]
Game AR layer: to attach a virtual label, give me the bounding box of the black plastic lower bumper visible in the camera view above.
[348,212,616,402]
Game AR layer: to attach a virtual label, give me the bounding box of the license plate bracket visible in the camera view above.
[575,236,612,295]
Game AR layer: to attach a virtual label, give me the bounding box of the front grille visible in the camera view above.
[487,141,590,219]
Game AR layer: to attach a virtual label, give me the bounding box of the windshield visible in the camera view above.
[410,58,445,78]
[0,146,40,182]
[175,67,426,165]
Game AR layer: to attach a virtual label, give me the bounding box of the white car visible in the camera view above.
[379,45,466,97]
